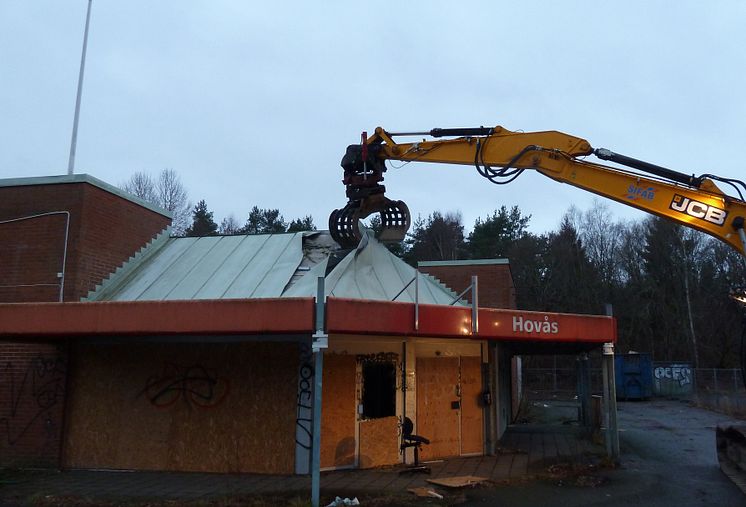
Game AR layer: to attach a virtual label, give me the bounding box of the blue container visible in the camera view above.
[615,353,653,400]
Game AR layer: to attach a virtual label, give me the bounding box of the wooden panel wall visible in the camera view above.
[460,356,483,455]
[358,416,399,468]
[64,342,298,474]
[320,353,356,469]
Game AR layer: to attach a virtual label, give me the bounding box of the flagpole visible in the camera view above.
[67,0,93,175]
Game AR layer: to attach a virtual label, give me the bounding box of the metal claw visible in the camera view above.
[329,198,411,248]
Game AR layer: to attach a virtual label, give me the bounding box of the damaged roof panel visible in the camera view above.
[87,229,464,306]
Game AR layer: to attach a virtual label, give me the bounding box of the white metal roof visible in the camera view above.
[86,229,463,305]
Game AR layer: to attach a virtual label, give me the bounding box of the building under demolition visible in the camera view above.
[0,174,616,474]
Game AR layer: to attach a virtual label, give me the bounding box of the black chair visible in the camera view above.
[400,416,430,472]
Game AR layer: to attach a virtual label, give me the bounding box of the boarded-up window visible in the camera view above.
[361,361,396,419]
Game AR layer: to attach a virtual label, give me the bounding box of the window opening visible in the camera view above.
[361,361,396,419]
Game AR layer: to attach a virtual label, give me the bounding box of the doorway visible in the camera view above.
[416,355,483,460]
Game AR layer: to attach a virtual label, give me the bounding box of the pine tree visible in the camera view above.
[467,205,531,259]
[288,215,316,232]
[185,200,218,237]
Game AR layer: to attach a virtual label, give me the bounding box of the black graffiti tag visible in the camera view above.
[295,342,314,450]
[140,363,229,409]
[0,354,66,447]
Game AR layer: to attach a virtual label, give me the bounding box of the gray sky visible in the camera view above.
[2,1,745,234]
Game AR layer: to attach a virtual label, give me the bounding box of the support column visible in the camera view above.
[403,337,417,464]
[311,278,328,507]
[601,343,619,459]
[483,342,495,455]
[493,343,512,441]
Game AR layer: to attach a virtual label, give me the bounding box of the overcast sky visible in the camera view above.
[2,1,745,235]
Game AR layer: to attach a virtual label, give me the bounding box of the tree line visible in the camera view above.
[122,171,745,368]
[401,204,746,369]
[121,170,316,237]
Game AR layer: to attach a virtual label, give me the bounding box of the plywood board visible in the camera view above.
[460,356,483,455]
[320,353,356,469]
[426,475,488,488]
[358,416,399,468]
[64,342,298,474]
[416,357,459,460]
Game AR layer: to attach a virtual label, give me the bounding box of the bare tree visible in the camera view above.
[219,214,242,235]
[156,169,190,235]
[122,172,157,203]
[573,201,625,289]
[121,169,191,236]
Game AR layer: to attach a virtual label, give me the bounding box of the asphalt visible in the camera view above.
[462,399,746,506]
[1,399,744,506]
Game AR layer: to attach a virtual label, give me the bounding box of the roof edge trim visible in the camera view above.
[0,174,172,218]
[418,259,509,267]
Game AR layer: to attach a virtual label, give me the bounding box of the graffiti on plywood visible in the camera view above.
[140,363,230,409]
[0,354,66,448]
[295,341,314,450]
[356,352,398,364]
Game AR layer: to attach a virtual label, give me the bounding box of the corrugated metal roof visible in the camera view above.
[87,232,304,301]
[87,229,463,305]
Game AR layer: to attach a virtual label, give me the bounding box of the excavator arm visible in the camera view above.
[329,125,746,257]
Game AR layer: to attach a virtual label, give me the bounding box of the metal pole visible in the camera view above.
[471,275,478,334]
[67,0,93,175]
[414,268,419,331]
[311,277,328,507]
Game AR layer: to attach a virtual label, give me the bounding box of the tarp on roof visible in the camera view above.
[87,229,463,305]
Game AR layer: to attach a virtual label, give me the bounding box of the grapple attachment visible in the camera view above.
[329,195,410,248]
[329,141,412,248]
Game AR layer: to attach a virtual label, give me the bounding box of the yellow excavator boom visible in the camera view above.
[329,125,746,257]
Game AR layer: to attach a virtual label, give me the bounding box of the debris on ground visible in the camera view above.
[407,487,444,499]
[426,476,489,488]
[326,496,361,506]
[544,462,608,488]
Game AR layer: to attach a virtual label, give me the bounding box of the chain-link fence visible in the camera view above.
[521,367,605,400]
[694,368,745,393]
[522,365,745,399]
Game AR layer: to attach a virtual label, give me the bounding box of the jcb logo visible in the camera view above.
[670,194,728,226]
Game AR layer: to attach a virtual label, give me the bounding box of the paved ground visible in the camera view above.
[0,421,600,505]
[462,399,746,506]
[1,400,744,506]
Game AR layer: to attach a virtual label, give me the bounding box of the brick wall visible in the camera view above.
[0,178,171,302]
[0,176,171,468]
[0,342,67,468]
[419,261,516,309]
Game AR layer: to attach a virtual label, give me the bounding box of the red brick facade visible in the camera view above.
[0,175,171,303]
[0,175,170,468]
[419,260,516,309]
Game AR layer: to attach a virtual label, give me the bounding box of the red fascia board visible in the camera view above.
[326,298,616,343]
[477,308,616,343]
[0,298,315,338]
